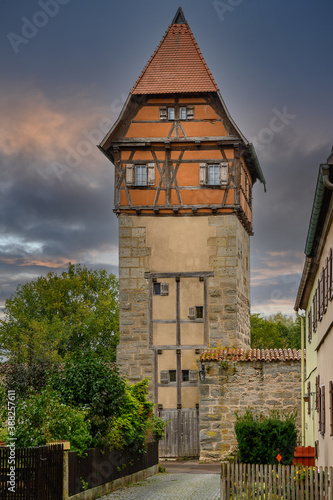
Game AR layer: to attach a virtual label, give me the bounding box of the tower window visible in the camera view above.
[195,306,203,319]
[169,370,176,382]
[182,370,189,382]
[153,282,169,296]
[168,107,175,120]
[208,165,220,185]
[179,107,187,120]
[188,306,204,320]
[135,165,147,186]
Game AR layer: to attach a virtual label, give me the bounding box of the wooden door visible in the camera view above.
[158,408,200,458]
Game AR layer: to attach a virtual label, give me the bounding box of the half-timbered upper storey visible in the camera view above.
[99,7,265,234]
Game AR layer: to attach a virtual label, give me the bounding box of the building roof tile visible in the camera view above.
[199,348,304,362]
[131,20,219,94]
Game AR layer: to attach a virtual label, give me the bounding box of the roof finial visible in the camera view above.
[172,7,187,25]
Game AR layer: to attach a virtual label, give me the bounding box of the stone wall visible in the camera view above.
[206,214,251,348]
[199,360,302,461]
[117,215,155,397]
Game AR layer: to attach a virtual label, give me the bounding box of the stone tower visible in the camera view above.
[99,7,265,457]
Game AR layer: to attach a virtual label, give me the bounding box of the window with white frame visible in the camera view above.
[135,165,146,186]
[125,163,155,187]
[179,107,187,120]
[168,107,175,120]
[199,162,229,187]
[208,165,220,185]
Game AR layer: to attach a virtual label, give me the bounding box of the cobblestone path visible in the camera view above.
[101,473,220,499]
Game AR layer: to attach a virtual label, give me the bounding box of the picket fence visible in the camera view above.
[221,463,333,500]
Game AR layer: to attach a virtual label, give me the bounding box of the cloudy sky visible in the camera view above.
[1,0,332,318]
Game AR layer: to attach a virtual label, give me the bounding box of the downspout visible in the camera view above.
[297,312,306,446]
[321,164,333,190]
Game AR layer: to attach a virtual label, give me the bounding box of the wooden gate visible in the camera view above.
[0,444,63,500]
[158,408,199,458]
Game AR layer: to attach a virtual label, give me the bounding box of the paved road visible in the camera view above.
[102,472,220,499]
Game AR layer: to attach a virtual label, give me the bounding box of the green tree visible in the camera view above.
[0,263,119,363]
[251,313,301,350]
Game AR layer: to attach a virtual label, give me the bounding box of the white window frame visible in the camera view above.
[126,163,155,187]
[208,164,220,185]
[179,107,187,120]
[135,165,147,186]
[199,162,229,187]
[168,107,175,120]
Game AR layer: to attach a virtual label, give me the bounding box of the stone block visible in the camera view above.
[119,268,130,278]
[119,247,131,257]
[131,248,151,257]
[130,268,144,278]
[119,216,132,227]
[119,227,131,237]
[132,227,146,237]
[207,237,227,246]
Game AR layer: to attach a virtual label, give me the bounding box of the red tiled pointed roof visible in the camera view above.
[131,21,219,94]
[199,348,304,362]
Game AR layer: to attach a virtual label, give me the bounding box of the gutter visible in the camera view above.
[248,143,267,191]
[304,170,326,256]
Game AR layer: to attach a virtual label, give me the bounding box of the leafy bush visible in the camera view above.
[14,388,92,454]
[234,408,298,464]
[107,379,165,452]
[48,352,126,448]
[49,354,165,451]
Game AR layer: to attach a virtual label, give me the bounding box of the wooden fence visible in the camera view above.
[0,444,63,500]
[221,463,333,500]
[68,441,159,496]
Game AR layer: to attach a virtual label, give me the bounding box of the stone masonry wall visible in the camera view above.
[199,360,302,461]
[117,215,155,398]
[207,215,250,348]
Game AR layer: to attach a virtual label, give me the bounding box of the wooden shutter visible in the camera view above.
[159,106,167,120]
[313,291,317,332]
[199,163,207,185]
[189,370,198,383]
[316,375,320,411]
[219,162,229,186]
[329,248,332,299]
[318,278,322,319]
[160,371,169,384]
[307,381,311,415]
[147,163,155,186]
[126,164,134,185]
[325,257,329,309]
[321,385,326,434]
[186,105,194,120]
[160,283,169,296]
[308,309,312,342]
[188,307,195,320]
[329,381,333,436]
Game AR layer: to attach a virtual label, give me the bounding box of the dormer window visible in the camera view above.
[168,107,175,120]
